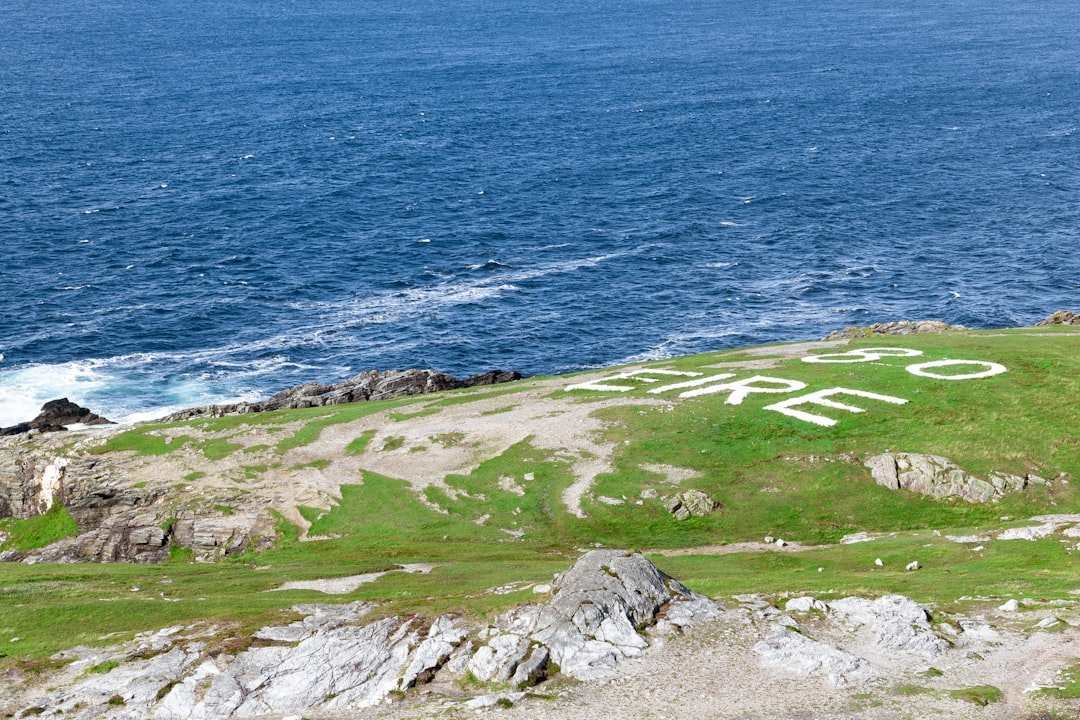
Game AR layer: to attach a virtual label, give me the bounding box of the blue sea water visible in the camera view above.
[2,0,1079,425]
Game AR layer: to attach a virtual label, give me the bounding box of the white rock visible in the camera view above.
[906,560,920,571]
[785,597,827,613]
[997,523,1060,541]
[840,532,875,544]
[754,624,874,687]
[999,599,1019,612]
[874,558,883,567]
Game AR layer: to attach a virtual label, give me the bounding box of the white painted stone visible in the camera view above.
[679,375,807,404]
[906,359,1007,380]
[801,347,923,364]
[764,387,908,427]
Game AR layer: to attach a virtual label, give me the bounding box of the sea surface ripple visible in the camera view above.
[2,0,1078,424]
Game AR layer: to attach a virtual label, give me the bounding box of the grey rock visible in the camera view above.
[1035,309,1080,326]
[827,595,949,657]
[865,452,1018,503]
[510,645,550,688]
[662,489,721,520]
[823,319,964,341]
[467,632,530,682]
[161,368,522,421]
[754,624,873,686]
[0,398,113,436]
[785,596,827,613]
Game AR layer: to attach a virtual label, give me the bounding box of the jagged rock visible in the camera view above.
[9,551,721,718]
[827,595,949,657]
[865,452,1008,503]
[467,632,531,682]
[510,645,550,688]
[161,368,522,421]
[823,319,965,340]
[0,398,112,436]
[754,624,874,687]
[1035,309,1080,326]
[662,489,721,520]
[488,550,721,681]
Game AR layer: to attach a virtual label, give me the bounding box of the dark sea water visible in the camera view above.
[2,0,1079,425]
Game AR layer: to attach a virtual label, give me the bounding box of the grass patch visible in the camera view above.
[949,685,1002,706]
[381,436,405,452]
[92,430,192,456]
[198,438,243,461]
[0,505,79,552]
[388,408,442,422]
[345,429,377,456]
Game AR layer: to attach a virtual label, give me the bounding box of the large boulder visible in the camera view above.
[865,452,1013,503]
[479,549,721,681]
[0,398,112,436]
[1035,309,1080,326]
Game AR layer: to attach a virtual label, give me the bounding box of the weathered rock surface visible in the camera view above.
[0,435,276,563]
[0,398,113,436]
[161,368,522,421]
[823,319,965,340]
[827,595,950,657]
[754,624,873,686]
[8,550,721,719]
[477,549,722,682]
[865,452,1027,503]
[662,489,722,520]
[1035,309,1080,326]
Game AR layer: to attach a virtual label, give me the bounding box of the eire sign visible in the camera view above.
[565,348,1007,427]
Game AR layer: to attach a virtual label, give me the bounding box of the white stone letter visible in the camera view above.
[566,369,702,392]
[802,347,923,364]
[680,375,808,404]
[906,359,1007,380]
[764,387,908,427]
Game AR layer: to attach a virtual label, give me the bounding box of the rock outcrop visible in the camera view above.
[823,319,965,340]
[10,550,721,719]
[161,368,522,421]
[662,489,722,520]
[1035,309,1080,326]
[0,398,113,436]
[865,452,1032,503]
[0,441,275,563]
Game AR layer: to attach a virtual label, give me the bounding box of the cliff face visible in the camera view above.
[0,433,275,563]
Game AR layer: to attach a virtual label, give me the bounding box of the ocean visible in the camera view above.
[2,0,1079,426]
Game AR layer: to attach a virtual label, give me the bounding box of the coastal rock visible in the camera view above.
[823,319,965,341]
[160,368,522,421]
[1035,309,1080,326]
[865,452,1018,503]
[0,398,112,436]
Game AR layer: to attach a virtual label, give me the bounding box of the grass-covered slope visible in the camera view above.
[1,327,1079,665]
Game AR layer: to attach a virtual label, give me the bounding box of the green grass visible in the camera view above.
[1040,661,1080,699]
[0,505,79,552]
[345,429,377,456]
[3,329,1080,668]
[949,685,1002,706]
